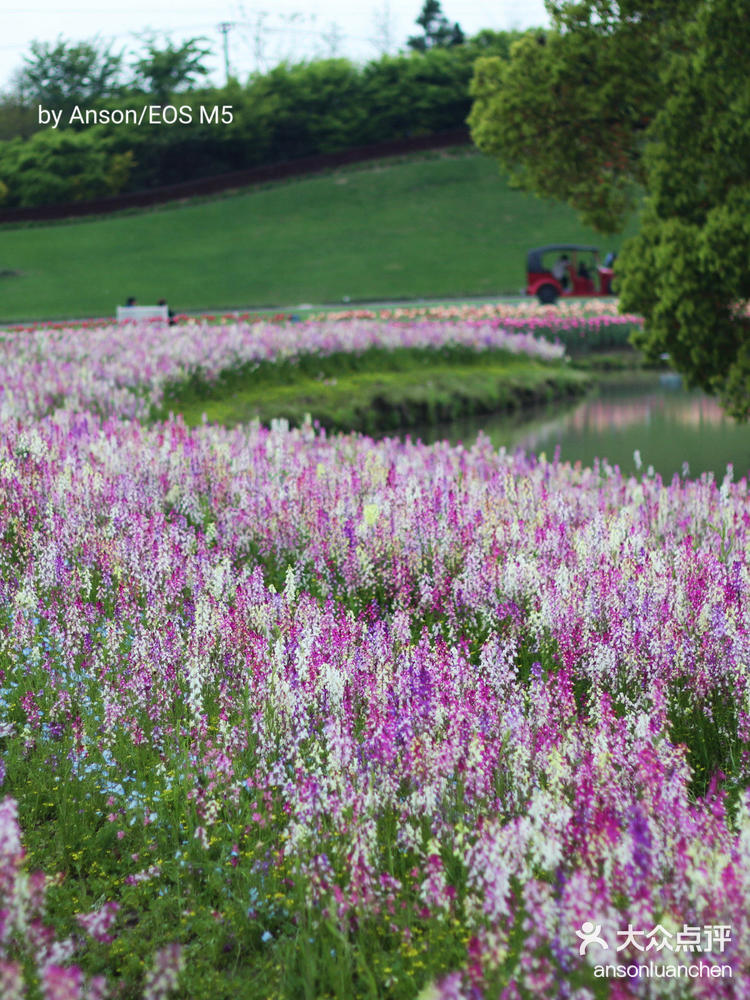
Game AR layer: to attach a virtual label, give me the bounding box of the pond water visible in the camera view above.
[406,373,750,482]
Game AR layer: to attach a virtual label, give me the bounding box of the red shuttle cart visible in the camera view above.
[526,244,615,304]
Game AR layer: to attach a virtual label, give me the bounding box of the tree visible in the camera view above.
[14,36,123,113]
[408,1,464,52]
[619,1,750,418]
[467,3,692,233]
[468,1,750,418]
[131,36,212,102]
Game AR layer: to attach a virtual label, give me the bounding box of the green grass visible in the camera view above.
[0,150,638,322]
[152,345,590,434]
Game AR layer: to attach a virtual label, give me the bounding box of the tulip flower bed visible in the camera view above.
[2,376,750,998]
[311,301,644,356]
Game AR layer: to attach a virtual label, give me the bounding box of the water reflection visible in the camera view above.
[405,374,750,481]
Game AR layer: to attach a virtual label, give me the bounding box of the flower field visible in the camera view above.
[0,318,562,424]
[1,316,748,998]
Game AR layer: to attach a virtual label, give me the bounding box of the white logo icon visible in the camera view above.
[576,921,609,955]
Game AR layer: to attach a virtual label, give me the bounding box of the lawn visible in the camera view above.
[0,151,637,322]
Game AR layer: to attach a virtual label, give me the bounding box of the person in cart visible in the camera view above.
[552,254,570,289]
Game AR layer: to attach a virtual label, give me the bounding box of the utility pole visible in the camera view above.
[218,22,232,84]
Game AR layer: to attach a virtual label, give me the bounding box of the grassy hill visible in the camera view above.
[0,151,637,322]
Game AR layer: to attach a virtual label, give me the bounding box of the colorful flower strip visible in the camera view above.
[0,319,563,423]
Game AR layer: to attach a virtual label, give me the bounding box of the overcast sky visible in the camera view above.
[1,1,550,92]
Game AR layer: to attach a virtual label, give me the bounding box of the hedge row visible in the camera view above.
[0,33,520,210]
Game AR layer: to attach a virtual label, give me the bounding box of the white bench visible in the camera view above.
[116,305,169,323]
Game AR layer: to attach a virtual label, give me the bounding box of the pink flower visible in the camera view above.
[41,964,82,1000]
[75,902,119,943]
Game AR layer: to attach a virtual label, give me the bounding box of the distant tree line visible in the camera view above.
[0,19,520,209]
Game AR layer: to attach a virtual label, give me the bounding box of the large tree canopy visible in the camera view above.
[469,0,750,418]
